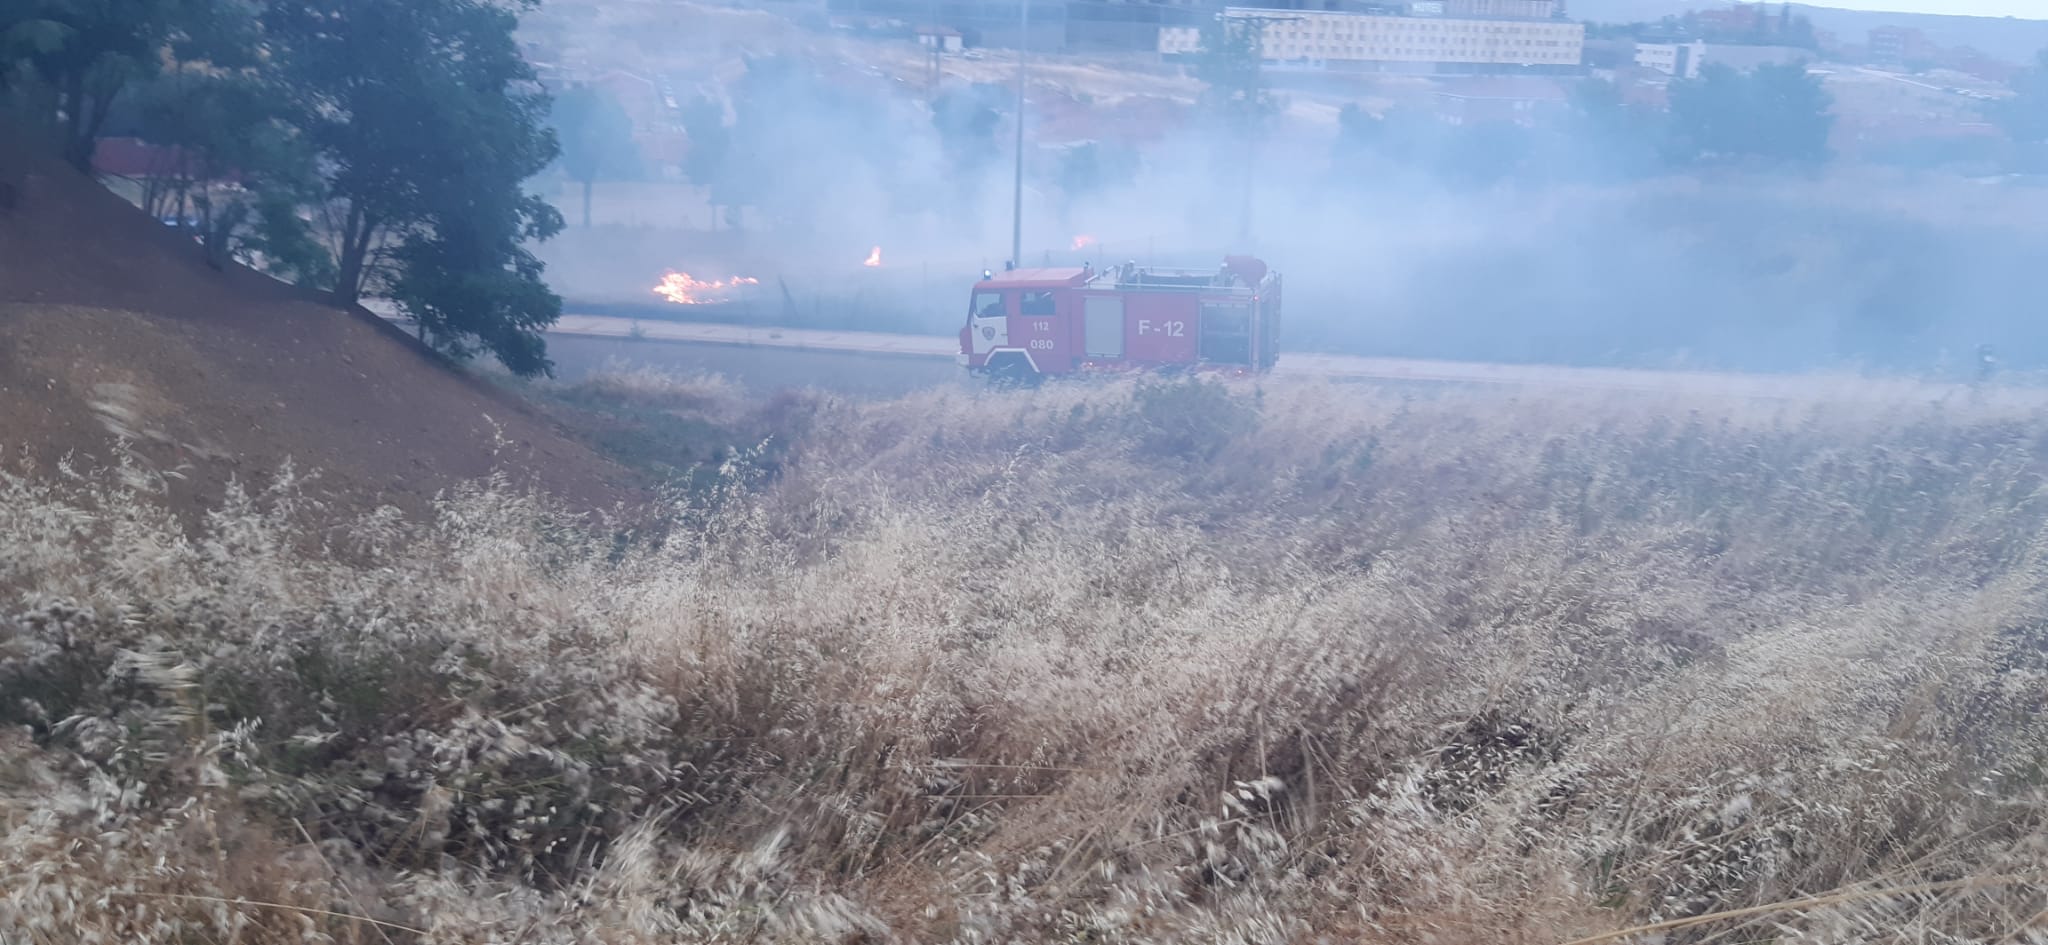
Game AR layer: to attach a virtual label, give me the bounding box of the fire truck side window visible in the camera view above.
[972,291,1006,319]
[1020,291,1056,316]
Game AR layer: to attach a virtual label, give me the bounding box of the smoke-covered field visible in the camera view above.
[512,1,2048,378]
[7,373,2048,942]
[542,65,2048,377]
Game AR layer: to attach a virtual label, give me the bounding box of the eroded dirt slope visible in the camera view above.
[0,141,638,517]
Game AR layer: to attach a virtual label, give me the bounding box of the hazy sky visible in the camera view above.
[1827,0,2045,15]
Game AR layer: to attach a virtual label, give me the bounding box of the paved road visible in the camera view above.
[545,332,966,398]
[554,314,957,359]
[546,313,2033,406]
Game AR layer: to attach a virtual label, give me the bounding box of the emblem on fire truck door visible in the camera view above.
[981,326,995,341]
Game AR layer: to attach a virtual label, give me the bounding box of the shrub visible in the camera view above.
[1124,376,1259,462]
[5,378,2048,943]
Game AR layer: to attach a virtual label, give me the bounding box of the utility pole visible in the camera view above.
[1211,11,1291,245]
[924,0,943,94]
[1011,0,1028,268]
[1239,134,1254,244]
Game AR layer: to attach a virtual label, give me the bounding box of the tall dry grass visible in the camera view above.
[5,376,2048,944]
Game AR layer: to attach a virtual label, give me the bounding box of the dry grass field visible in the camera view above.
[5,372,2048,943]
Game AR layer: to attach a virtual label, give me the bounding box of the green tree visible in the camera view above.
[1056,141,1136,200]
[3,0,326,271]
[264,0,566,374]
[132,69,326,276]
[1193,13,1278,240]
[717,55,900,230]
[551,83,638,228]
[0,12,66,99]
[1994,51,2048,148]
[1439,122,1534,189]
[386,189,563,377]
[0,0,215,170]
[931,84,1000,174]
[1670,62,1832,166]
[1194,14,1276,134]
[679,96,732,227]
[1333,103,1435,168]
[1564,77,1670,178]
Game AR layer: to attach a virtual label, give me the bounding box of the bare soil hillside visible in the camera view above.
[0,140,639,516]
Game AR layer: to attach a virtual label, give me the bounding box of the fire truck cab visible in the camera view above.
[960,256,1282,382]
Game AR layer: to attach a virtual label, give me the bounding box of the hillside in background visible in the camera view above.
[0,139,638,518]
[1571,0,2048,62]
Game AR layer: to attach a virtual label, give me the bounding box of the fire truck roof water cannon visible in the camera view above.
[960,255,1282,385]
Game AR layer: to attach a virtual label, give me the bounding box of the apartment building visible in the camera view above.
[1634,40,1813,79]
[1438,0,1557,18]
[1867,26,1936,66]
[1634,42,1688,77]
[1160,8,1583,71]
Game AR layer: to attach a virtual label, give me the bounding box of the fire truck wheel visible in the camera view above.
[986,354,1041,389]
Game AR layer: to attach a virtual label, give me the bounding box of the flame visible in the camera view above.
[652,271,759,305]
[1072,235,1097,251]
[863,246,882,268]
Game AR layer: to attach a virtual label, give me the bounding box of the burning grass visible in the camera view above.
[652,270,760,305]
[5,376,2048,943]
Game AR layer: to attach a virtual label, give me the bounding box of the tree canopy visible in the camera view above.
[1193,14,1277,134]
[1670,62,1833,167]
[1994,51,2048,149]
[931,84,1002,175]
[1,0,209,169]
[679,96,733,226]
[1056,140,1137,211]
[679,56,905,230]
[3,0,570,376]
[1586,10,1819,51]
[131,68,327,278]
[1329,78,1700,192]
[552,83,639,228]
[1193,14,1278,239]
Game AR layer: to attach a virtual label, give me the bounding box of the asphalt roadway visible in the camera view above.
[543,313,2044,408]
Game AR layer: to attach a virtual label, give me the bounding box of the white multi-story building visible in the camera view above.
[1634,42,1691,77]
[1634,40,1813,79]
[1441,0,1558,18]
[1160,9,1584,70]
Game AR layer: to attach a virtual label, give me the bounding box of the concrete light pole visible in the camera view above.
[1011,0,1027,268]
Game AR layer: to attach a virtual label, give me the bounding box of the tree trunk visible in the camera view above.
[196,190,237,271]
[141,174,170,220]
[58,68,124,174]
[60,70,91,172]
[581,178,593,228]
[81,74,121,155]
[334,203,377,303]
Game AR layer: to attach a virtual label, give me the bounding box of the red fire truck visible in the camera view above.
[959,256,1282,382]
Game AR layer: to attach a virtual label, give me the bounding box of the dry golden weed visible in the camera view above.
[4,374,2048,944]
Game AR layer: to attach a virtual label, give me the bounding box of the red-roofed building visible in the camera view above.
[90,137,235,182]
[1696,4,1767,36]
